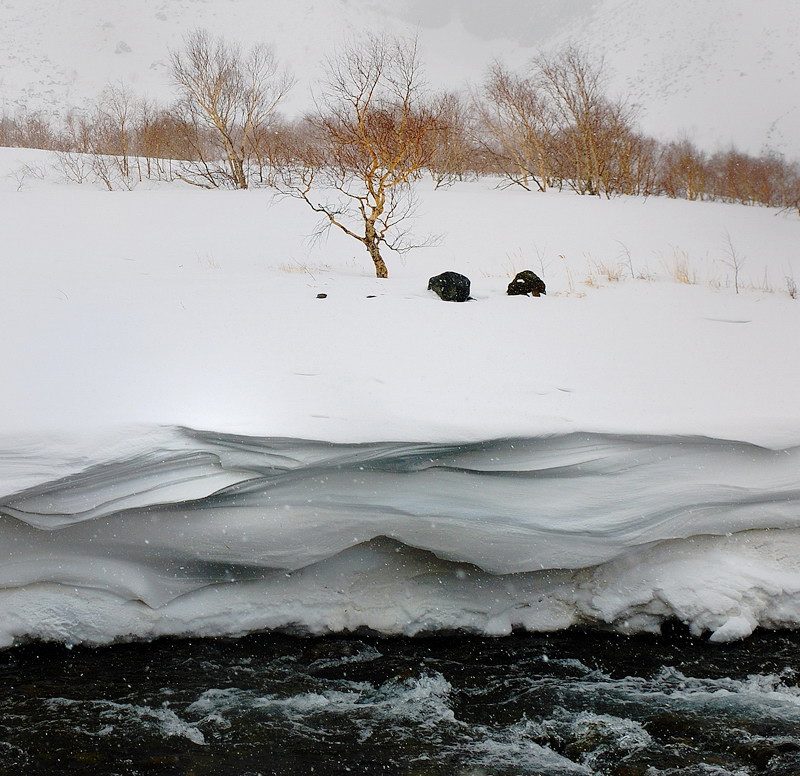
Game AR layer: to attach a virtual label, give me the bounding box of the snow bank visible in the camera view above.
[2,430,800,646]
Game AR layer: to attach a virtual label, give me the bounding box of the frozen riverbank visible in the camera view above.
[2,429,800,646]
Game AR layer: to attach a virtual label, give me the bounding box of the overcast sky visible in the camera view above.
[398,0,599,46]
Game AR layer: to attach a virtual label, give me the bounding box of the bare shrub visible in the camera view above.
[786,273,798,299]
[598,122,660,196]
[0,110,66,150]
[707,148,798,208]
[52,150,92,185]
[592,260,626,282]
[54,84,145,189]
[135,102,187,181]
[720,230,746,294]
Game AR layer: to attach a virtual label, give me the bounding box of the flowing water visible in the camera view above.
[3,627,800,775]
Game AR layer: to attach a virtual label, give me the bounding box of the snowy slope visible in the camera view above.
[1,0,798,156]
[547,0,800,156]
[0,147,799,646]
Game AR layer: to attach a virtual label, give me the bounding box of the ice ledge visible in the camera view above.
[1,428,799,645]
[2,531,800,647]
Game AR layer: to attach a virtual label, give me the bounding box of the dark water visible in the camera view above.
[3,627,800,776]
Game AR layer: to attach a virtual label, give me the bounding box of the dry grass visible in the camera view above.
[786,274,798,299]
[275,261,333,277]
[666,248,699,285]
[594,260,626,283]
[197,253,220,270]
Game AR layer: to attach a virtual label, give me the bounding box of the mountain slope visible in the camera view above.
[1,0,798,156]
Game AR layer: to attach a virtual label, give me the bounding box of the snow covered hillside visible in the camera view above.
[0,146,799,646]
[1,0,799,156]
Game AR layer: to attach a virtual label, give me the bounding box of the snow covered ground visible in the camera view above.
[0,146,799,646]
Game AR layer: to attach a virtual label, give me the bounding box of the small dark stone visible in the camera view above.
[316,293,327,299]
[366,295,376,298]
[427,271,471,302]
[507,270,546,297]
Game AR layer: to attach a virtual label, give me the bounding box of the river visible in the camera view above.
[3,626,800,775]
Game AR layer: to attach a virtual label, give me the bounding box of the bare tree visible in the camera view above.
[170,29,292,189]
[427,91,477,188]
[474,49,643,196]
[535,46,637,197]
[475,61,555,191]
[97,82,136,178]
[282,35,444,278]
[658,138,708,201]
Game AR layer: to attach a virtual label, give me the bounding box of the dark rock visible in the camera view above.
[305,639,363,662]
[733,740,800,771]
[316,293,327,299]
[608,765,653,776]
[507,270,546,297]
[765,750,800,776]
[428,272,471,302]
[645,711,704,745]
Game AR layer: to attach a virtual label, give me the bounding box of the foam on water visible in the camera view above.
[47,697,206,745]
[508,664,800,726]
[466,727,595,775]
[187,672,456,729]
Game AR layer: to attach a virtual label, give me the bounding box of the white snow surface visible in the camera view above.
[1,0,799,157]
[1,147,800,646]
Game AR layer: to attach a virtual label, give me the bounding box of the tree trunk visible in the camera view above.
[364,210,388,278]
[230,154,248,189]
[366,239,389,278]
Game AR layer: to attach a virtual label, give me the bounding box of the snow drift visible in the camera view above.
[2,427,800,646]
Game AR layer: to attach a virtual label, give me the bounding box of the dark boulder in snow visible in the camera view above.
[507,270,546,297]
[428,272,471,302]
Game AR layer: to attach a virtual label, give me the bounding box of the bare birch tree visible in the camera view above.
[282,35,444,278]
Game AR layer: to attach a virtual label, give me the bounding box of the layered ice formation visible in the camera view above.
[2,427,799,646]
